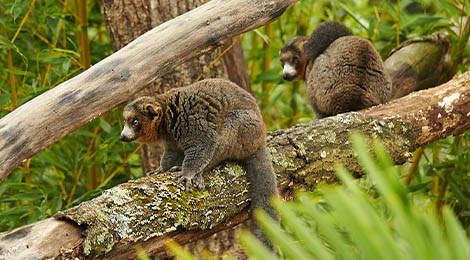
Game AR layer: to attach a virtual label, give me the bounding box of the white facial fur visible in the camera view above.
[283,62,297,77]
[120,124,136,141]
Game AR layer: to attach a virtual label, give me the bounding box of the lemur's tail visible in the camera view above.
[304,21,352,61]
[244,146,279,249]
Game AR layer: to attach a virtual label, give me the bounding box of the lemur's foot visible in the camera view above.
[168,166,182,172]
[193,174,205,190]
[148,166,182,176]
[176,172,204,192]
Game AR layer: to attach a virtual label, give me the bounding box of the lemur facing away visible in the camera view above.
[120,79,278,248]
[280,21,393,119]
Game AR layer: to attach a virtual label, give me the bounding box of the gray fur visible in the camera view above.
[121,79,278,248]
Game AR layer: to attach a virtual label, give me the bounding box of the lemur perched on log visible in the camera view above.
[280,21,392,119]
[120,79,278,248]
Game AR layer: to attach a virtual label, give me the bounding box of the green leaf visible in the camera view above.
[272,197,335,259]
[294,193,355,260]
[13,191,44,201]
[100,118,112,134]
[165,240,198,260]
[402,16,444,30]
[4,68,35,77]
[407,181,432,193]
[73,130,101,139]
[0,94,12,106]
[443,207,470,260]
[240,230,278,260]
[254,209,312,260]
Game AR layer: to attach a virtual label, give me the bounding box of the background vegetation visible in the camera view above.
[0,0,469,255]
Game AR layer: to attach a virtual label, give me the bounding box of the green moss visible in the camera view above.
[268,146,295,168]
[224,162,245,177]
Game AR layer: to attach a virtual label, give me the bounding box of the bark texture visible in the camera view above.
[1,71,469,259]
[0,0,297,180]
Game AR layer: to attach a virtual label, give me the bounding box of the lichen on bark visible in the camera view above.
[269,112,419,193]
[55,162,250,256]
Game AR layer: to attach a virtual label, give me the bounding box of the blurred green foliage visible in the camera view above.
[0,1,469,252]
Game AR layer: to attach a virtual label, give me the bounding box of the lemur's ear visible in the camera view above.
[145,104,161,119]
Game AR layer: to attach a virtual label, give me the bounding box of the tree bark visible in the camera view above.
[1,71,469,259]
[0,0,296,180]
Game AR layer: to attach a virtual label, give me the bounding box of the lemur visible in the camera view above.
[120,79,278,248]
[280,21,392,119]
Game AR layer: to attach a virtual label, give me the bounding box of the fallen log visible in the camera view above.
[0,0,297,180]
[1,71,469,259]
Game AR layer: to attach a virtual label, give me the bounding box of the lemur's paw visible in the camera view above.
[176,172,194,192]
[148,166,182,176]
[176,172,204,192]
[168,166,182,172]
[148,168,163,176]
[193,174,205,189]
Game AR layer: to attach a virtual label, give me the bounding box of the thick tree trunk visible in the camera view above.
[0,0,296,180]
[1,71,469,259]
[100,0,252,256]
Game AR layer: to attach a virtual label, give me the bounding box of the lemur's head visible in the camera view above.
[280,36,308,81]
[120,96,164,143]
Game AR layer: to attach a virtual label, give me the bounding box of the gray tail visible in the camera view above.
[243,146,279,248]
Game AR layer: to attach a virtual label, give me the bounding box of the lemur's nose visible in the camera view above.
[120,135,131,142]
[283,73,296,81]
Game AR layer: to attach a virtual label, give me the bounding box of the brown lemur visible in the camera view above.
[120,78,278,247]
[280,21,393,119]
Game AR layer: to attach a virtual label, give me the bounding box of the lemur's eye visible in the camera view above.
[132,119,139,127]
[292,57,299,64]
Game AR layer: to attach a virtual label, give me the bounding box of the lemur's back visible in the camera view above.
[280,21,392,119]
[165,79,259,117]
[162,79,266,164]
[307,35,392,117]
